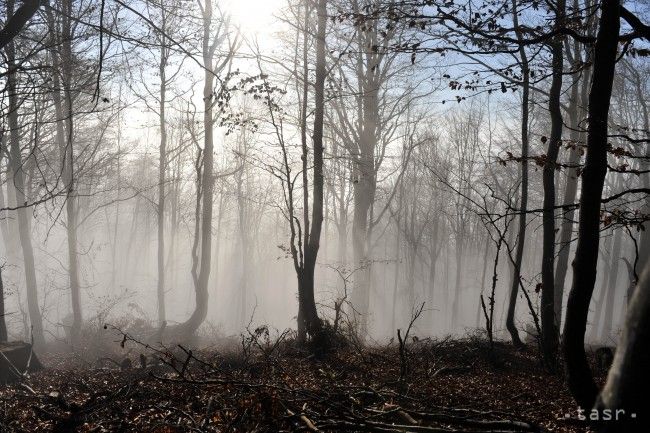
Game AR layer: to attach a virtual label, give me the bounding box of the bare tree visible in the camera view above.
[563,0,620,409]
[3,0,44,348]
[174,0,238,337]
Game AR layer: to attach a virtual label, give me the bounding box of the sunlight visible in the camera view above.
[224,0,283,36]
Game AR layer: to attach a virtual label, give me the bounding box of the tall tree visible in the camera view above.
[4,0,45,348]
[176,0,237,337]
[47,0,83,346]
[505,0,530,348]
[156,0,170,327]
[539,0,566,369]
[554,0,594,325]
[563,0,620,409]
[299,0,328,341]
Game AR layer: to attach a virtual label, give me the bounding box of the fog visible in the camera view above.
[0,0,646,352]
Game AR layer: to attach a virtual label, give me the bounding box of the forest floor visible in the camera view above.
[0,333,603,433]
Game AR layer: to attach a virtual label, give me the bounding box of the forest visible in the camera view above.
[0,0,649,431]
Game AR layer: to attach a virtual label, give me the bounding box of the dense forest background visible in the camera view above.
[1,0,650,430]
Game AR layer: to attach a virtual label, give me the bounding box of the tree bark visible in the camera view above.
[0,264,7,342]
[563,0,620,410]
[590,234,612,341]
[236,136,250,328]
[157,13,168,327]
[47,1,82,345]
[506,0,529,348]
[595,261,650,433]
[177,0,225,336]
[62,0,82,347]
[450,237,463,330]
[299,0,328,341]
[0,0,41,51]
[554,20,592,324]
[540,0,566,368]
[4,0,45,348]
[599,226,622,342]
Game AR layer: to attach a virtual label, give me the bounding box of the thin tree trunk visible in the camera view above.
[590,234,612,341]
[391,187,403,334]
[0,263,7,342]
[111,88,122,293]
[237,137,250,328]
[506,0,529,348]
[555,24,590,323]
[540,0,565,368]
[178,1,221,336]
[157,21,168,327]
[429,214,439,327]
[631,66,650,300]
[450,236,464,330]
[5,0,44,348]
[48,1,82,344]
[62,0,82,346]
[297,0,311,342]
[599,227,622,342]
[476,235,490,328]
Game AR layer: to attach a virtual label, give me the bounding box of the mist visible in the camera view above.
[1,0,649,431]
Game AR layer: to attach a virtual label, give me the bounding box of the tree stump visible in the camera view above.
[0,342,43,383]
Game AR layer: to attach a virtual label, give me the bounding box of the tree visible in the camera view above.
[505,0,530,348]
[554,0,596,326]
[562,0,620,410]
[0,0,42,51]
[46,0,84,347]
[3,0,44,348]
[299,0,328,342]
[0,263,7,342]
[595,260,650,433]
[328,0,417,335]
[174,0,238,337]
[539,0,566,369]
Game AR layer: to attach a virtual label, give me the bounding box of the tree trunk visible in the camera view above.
[540,0,565,368]
[506,0,529,347]
[599,227,622,342]
[62,0,82,347]
[563,0,619,410]
[178,1,221,336]
[391,187,403,334]
[429,214,440,327]
[450,237,463,330]
[632,66,650,300]
[236,137,250,328]
[555,28,591,323]
[157,22,168,327]
[590,234,612,342]
[349,132,376,337]
[48,2,82,345]
[298,0,327,341]
[5,0,44,348]
[476,235,490,328]
[0,264,7,342]
[349,12,380,337]
[595,261,650,433]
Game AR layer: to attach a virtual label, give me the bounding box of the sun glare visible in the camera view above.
[225,0,283,36]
